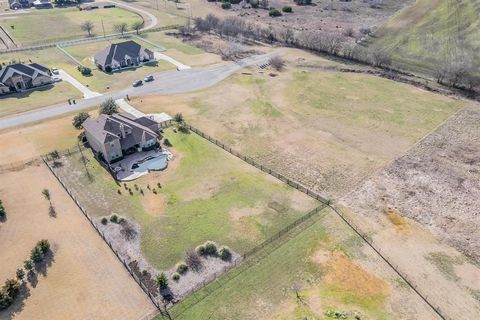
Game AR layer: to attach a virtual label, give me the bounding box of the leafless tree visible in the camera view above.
[218,41,246,60]
[131,21,144,35]
[369,47,392,68]
[80,21,94,37]
[270,56,285,71]
[185,249,202,271]
[114,23,128,35]
[120,221,138,241]
[279,28,295,44]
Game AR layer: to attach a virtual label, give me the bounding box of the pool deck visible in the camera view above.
[112,149,173,181]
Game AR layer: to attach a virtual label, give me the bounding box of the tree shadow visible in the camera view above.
[26,271,38,288]
[34,250,55,278]
[0,214,6,223]
[49,206,56,218]
[0,282,31,320]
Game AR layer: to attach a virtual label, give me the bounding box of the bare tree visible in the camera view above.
[270,56,285,71]
[185,249,202,271]
[218,41,246,60]
[81,21,94,37]
[114,23,128,35]
[279,28,295,44]
[131,21,144,35]
[369,47,392,68]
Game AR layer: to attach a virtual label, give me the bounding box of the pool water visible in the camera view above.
[131,154,168,172]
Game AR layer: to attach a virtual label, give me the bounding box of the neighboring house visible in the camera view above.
[83,113,162,163]
[8,0,33,9]
[0,63,53,95]
[93,40,155,73]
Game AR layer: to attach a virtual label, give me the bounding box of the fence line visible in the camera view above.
[42,154,172,320]
[0,25,180,53]
[166,122,448,320]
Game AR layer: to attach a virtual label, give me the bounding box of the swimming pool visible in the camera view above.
[131,154,168,172]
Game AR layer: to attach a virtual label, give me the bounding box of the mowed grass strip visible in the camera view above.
[0,7,143,45]
[55,128,319,270]
[368,0,480,75]
[167,209,391,320]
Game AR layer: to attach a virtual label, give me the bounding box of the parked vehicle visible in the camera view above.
[144,75,154,82]
[51,68,59,75]
[132,80,143,87]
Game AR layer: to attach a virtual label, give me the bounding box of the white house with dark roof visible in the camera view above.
[0,63,53,95]
[82,112,162,163]
[93,40,154,73]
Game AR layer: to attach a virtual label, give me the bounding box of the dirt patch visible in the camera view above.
[230,205,264,221]
[310,248,331,265]
[0,165,155,320]
[383,207,409,232]
[325,251,389,298]
[344,106,480,262]
[142,192,166,217]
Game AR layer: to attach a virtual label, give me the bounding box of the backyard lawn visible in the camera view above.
[0,7,143,46]
[52,128,320,270]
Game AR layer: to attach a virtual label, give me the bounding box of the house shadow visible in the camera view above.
[0,84,55,100]
[103,61,159,76]
[0,282,31,320]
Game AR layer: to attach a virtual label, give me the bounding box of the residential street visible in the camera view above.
[0,52,278,130]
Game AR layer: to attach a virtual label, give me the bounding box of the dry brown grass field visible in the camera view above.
[0,164,156,320]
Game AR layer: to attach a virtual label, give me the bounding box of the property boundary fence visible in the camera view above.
[0,25,180,53]
[161,122,448,320]
[42,155,172,320]
[40,121,448,320]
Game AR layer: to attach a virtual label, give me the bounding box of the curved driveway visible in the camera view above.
[0,53,278,130]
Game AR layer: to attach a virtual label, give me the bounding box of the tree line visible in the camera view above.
[191,14,479,94]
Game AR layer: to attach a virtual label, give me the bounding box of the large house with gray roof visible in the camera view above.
[93,40,154,73]
[0,63,53,95]
[83,113,162,163]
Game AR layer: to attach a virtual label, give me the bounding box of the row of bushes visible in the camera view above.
[101,213,125,225]
[0,240,50,310]
[195,241,232,261]
[77,65,92,76]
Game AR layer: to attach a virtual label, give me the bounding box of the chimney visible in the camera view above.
[119,123,126,138]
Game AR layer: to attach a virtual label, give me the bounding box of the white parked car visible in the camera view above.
[51,67,59,75]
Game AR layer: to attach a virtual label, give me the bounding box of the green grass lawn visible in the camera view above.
[367,0,480,76]
[54,128,319,270]
[61,38,174,92]
[0,7,143,46]
[166,208,392,320]
[0,81,82,117]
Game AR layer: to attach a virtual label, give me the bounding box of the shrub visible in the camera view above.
[221,2,231,9]
[30,246,44,263]
[173,113,184,123]
[176,262,188,275]
[195,245,206,255]
[282,6,292,12]
[219,246,232,261]
[163,138,172,147]
[101,217,108,225]
[23,260,33,271]
[99,98,118,115]
[155,272,168,290]
[118,217,125,224]
[172,272,180,281]
[72,112,90,129]
[77,65,92,76]
[0,200,4,217]
[16,269,25,281]
[204,241,218,255]
[105,65,112,73]
[37,239,50,254]
[0,290,13,310]
[178,122,190,133]
[185,249,203,271]
[110,214,119,223]
[269,8,282,17]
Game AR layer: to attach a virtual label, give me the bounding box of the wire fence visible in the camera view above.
[42,154,172,320]
[0,25,180,53]
[39,121,448,320]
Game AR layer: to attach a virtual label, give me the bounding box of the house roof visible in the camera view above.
[83,113,159,149]
[93,40,153,67]
[0,63,51,84]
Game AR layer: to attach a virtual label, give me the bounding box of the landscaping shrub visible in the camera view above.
[269,9,282,17]
[163,138,172,147]
[185,249,203,271]
[23,260,33,271]
[155,272,168,290]
[221,2,231,9]
[105,65,112,73]
[204,241,218,255]
[173,113,184,123]
[195,244,206,255]
[101,217,108,225]
[172,272,180,281]
[178,122,190,134]
[282,6,292,12]
[15,269,25,282]
[176,262,188,275]
[77,65,92,76]
[118,217,125,224]
[219,246,232,261]
[72,112,90,129]
[99,98,118,115]
[110,214,119,223]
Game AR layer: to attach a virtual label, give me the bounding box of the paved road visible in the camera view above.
[0,53,278,130]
